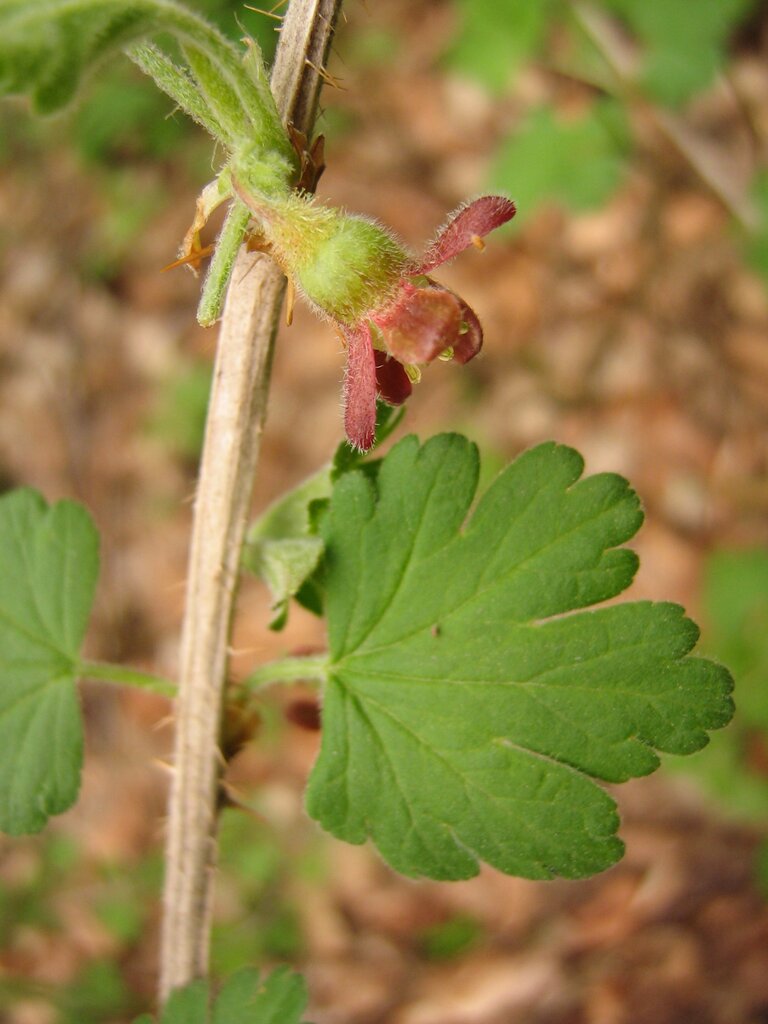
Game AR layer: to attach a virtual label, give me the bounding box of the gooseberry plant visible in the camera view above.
[0,1,735,1020]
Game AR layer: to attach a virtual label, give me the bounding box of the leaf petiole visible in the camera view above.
[244,654,328,691]
[79,660,176,697]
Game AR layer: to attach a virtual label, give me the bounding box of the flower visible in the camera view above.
[341,196,516,450]
[232,180,515,449]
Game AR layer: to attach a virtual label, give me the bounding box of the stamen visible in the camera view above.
[285,277,295,326]
[471,234,486,251]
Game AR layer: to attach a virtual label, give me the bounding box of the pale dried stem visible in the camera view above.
[159,0,340,999]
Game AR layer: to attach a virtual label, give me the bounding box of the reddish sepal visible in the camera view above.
[452,300,483,364]
[285,698,322,731]
[418,195,516,273]
[343,324,378,451]
[374,351,413,405]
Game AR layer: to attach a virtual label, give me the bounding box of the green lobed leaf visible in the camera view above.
[306,436,734,880]
[244,466,332,630]
[0,489,99,834]
[135,968,309,1024]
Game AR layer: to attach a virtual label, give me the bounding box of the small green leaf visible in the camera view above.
[243,401,404,629]
[160,979,209,1024]
[307,436,733,881]
[244,467,332,629]
[135,968,309,1024]
[0,489,99,834]
[491,101,630,220]
[213,967,307,1024]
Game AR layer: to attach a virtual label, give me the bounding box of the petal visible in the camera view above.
[343,324,378,451]
[375,351,413,405]
[418,195,516,273]
[452,300,483,364]
[376,286,462,365]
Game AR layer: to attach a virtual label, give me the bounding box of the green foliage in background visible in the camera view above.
[449,0,756,107]
[147,360,213,463]
[490,100,630,222]
[212,811,309,977]
[602,0,755,107]
[745,171,768,282]
[448,0,563,94]
[418,914,483,960]
[665,549,768,819]
[449,0,763,243]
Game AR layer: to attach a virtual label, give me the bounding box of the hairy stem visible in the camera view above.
[159,0,341,1000]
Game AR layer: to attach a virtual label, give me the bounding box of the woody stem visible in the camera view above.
[159,0,341,1001]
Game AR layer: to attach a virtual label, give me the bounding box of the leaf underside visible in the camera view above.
[306,436,734,881]
[0,489,99,834]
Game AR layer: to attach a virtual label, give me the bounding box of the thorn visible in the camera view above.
[162,244,215,273]
[243,2,283,19]
[471,234,486,252]
[304,58,346,91]
[226,643,262,657]
[218,781,267,821]
[152,757,175,775]
[285,277,295,326]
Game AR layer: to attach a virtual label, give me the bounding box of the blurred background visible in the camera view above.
[1,0,768,1021]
